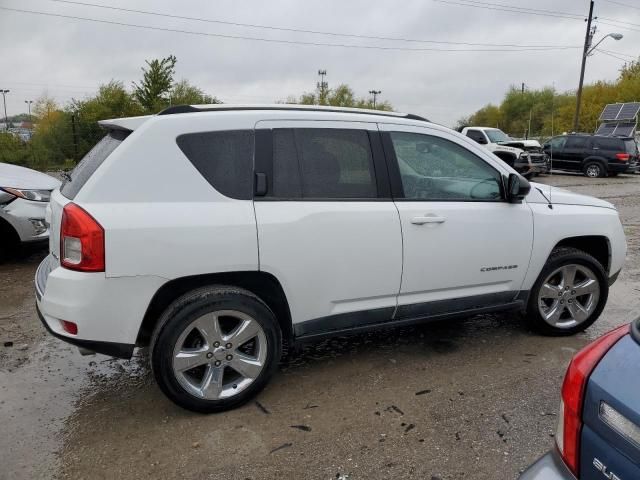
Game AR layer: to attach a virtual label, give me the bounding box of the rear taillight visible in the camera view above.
[60,203,105,272]
[557,324,630,475]
[616,153,630,161]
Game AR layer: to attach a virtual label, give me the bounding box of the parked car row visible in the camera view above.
[460,125,639,179]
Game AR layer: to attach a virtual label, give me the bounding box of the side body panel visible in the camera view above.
[379,123,533,308]
[253,120,403,328]
[523,204,627,290]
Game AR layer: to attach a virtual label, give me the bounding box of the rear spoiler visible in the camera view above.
[98,115,152,132]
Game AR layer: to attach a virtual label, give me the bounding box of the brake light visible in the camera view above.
[60,203,105,272]
[616,153,630,161]
[557,324,630,475]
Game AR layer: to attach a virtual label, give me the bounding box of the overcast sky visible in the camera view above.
[1,0,638,127]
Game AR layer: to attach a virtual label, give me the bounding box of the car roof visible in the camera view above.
[157,103,429,122]
[98,104,431,133]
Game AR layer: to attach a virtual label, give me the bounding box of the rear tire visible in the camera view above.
[583,161,606,178]
[151,286,282,413]
[526,247,608,336]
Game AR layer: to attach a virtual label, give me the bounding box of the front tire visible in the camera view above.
[151,286,282,413]
[526,247,608,336]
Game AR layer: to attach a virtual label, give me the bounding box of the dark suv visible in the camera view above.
[542,134,638,178]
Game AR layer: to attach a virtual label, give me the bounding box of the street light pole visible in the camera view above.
[369,90,381,109]
[24,100,33,123]
[1,90,9,131]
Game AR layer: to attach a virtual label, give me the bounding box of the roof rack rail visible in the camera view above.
[157,104,429,122]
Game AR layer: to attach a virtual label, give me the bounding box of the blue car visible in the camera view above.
[521,318,640,479]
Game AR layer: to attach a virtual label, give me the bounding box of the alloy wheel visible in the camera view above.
[586,164,601,178]
[538,264,600,329]
[172,310,267,400]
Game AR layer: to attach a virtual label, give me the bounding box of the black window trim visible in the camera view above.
[380,131,507,203]
[254,127,392,202]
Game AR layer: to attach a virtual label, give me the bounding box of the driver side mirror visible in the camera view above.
[506,173,530,203]
[475,136,488,145]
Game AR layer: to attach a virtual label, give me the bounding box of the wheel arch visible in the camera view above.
[553,235,611,274]
[138,271,293,348]
[0,215,20,249]
[581,156,608,168]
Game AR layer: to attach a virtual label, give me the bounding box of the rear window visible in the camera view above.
[625,140,638,154]
[60,130,129,200]
[176,130,254,200]
[592,137,623,150]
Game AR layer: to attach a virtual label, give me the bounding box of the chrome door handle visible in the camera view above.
[411,215,446,225]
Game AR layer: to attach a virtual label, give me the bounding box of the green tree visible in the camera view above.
[132,55,177,112]
[170,79,221,105]
[291,83,393,111]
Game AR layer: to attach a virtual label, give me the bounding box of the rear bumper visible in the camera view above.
[36,301,135,358]
[609,162,638,174]
[519,450,576,480]
[34,254,166,358]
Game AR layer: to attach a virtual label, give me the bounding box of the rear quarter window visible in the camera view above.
[593,137,624,150]
[176,130,254,200]
[60,130,129,200]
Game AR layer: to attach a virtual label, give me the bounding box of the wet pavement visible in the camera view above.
[1,172,639,480]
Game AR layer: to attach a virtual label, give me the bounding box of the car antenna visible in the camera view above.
[535,186,553,209]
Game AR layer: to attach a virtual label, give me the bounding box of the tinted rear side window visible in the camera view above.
[271,128,377,199]
[592,137,623,150]
[60,130,129,200]
[177,130,254,200]
[564,136,589,149]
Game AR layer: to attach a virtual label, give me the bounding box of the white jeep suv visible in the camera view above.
[35,105,626,412]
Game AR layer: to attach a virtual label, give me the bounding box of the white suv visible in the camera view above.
[35,105,626,412]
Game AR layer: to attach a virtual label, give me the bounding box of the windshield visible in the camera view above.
[485,129,512,143]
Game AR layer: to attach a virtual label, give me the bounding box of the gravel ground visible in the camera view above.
[1,172,639,480]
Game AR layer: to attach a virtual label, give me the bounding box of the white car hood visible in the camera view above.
[527,182,615,209]
[0,163,61,190]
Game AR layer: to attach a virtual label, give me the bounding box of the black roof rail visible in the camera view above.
[157,104,429,122]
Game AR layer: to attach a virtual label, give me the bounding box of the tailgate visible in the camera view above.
[47,189,70,258]
[580,332,640,479]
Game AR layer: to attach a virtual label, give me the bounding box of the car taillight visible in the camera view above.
[616,153,630,161]
[60,203,105,272]
[557,324,630,475]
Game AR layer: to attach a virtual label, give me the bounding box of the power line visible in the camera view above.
[39,0,580,49]
[598,49,637,59]
[603,0,640,11]
[0,6,582,52]
[599,17,640,28]
[597,19,640,33]
[432,0,584,21]
[595,48,631,62]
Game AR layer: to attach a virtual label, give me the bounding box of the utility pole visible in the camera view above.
[1,90,9,131]
[521,82,525,94]
[71,114,79,160]
[369,90,381,109]
[317,69,328,105]
[573,0,595,132]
